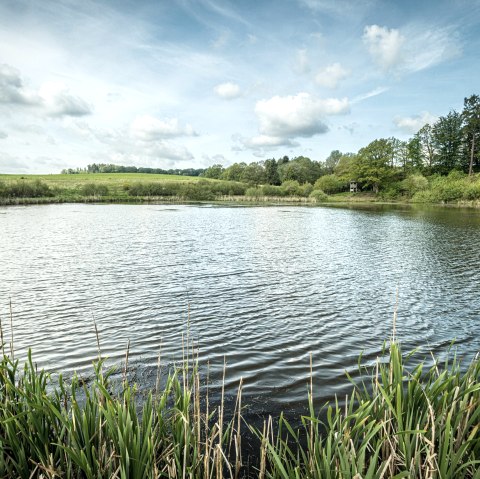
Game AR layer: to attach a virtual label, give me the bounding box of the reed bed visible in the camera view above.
[0,337,478,478]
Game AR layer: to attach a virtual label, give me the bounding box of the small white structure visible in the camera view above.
[349,181,358,193]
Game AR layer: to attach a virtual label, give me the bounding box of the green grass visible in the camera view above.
[0,333,478,478]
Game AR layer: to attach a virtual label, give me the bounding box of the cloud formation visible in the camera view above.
[213,82,242,99]
[255,92,349,138]
[0,64,41,105]
[394,111,438,133]
[39,81,92,117]
[131,115,197,140]
[363,25,405,72]
[315,63,349,88]
[363,24,461,74]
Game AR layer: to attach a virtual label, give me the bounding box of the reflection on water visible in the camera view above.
[0,203,479,415]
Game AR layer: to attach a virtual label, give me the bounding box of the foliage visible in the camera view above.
[278,156,322,184]
[309,189,328,202]
[80,183,109,197]
[202,164,225,179]
[0,339,478,478]
[400,173,429,197]
[0,179,54,198]
[260,341,480,479]
[314,174,345,194]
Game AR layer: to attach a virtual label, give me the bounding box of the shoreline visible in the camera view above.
[1,194,480,209]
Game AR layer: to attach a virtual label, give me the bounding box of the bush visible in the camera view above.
[80,183,109,197]
[261,184,283,196]
[463,180,480,200]
[401,174,429,197]
[245,187,263,198]
[0,180,54,198]
[280,180,302,196]
[127,182,180,197]
[309,189,328,202]
[314,174,345,194]
[179,182,216,201]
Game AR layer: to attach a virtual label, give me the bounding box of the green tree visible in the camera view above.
[323,150,343,174]
[352,139,397,192]
[203,164,225,179]
[264,159,281,185]
[278,156,321,184]
[221,162,246,181]
[416,124,435,171]
[432,111,464,174]
[240,162,266,185]
[462,94,480,176]
[406,136,424,172]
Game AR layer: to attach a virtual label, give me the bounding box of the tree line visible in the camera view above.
[61,164,205,177]
[203,93,480,194]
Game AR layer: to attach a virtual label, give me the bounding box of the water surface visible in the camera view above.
[1,203,479,415]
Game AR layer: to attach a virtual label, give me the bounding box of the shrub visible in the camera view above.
[463,180,480,200]
[309,189,328,202]
[314,174,345,194]
[401,174,429,197]
[0,180,54,198]
[261,184,283,197]
[80,183,109,197]
[245,187,263,198]
[280,180,302,196]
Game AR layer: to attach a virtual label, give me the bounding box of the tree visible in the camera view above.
[222,162,246,181]
[462,94,480,176]
[416,124,435,171]
[352,139,397,192]
[406,136,424,172]
[203,164,225,179]
[240,162,266,185]
[432,111,464,174]
[264,159,281,185]
[277,156,321,184]
[323,150,343,174]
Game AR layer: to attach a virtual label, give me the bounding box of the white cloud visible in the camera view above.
[394,111,438,134]
[352,86,389,103]
[0,130,8,139]
[255,92,350,139]
[214,82,242,100]
[363,24,461,74]
[404,26,462,73]
[363,25,405,72]
[39,81,92,117]
[315,63,349,88]
[131,115,197,140]
[0,64,41,105]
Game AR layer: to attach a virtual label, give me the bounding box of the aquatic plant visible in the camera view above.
[0,334,478,477]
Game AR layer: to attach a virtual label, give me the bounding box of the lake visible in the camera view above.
[1,203,479,416]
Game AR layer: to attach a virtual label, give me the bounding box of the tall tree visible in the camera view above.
[264,158,281,185]
[416,124,435,171]
[352,138,396,192]
[462,94,480,176]
[432,111,464,174]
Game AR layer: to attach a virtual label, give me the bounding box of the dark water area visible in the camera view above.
[0,203,479,421]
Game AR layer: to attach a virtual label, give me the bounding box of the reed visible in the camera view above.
[0,337,478,477]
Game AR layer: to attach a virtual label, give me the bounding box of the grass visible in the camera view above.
[0,325,478,478]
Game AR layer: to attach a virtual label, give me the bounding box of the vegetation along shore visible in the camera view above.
[0,336,478,478]
[2,94,479,207]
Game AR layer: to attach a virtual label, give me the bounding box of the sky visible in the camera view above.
[0,0,479,174]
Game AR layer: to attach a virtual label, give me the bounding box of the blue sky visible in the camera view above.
[0,0,479,173]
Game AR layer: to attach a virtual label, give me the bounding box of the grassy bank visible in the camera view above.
[1,173,480,207]
[0,338,478,478]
